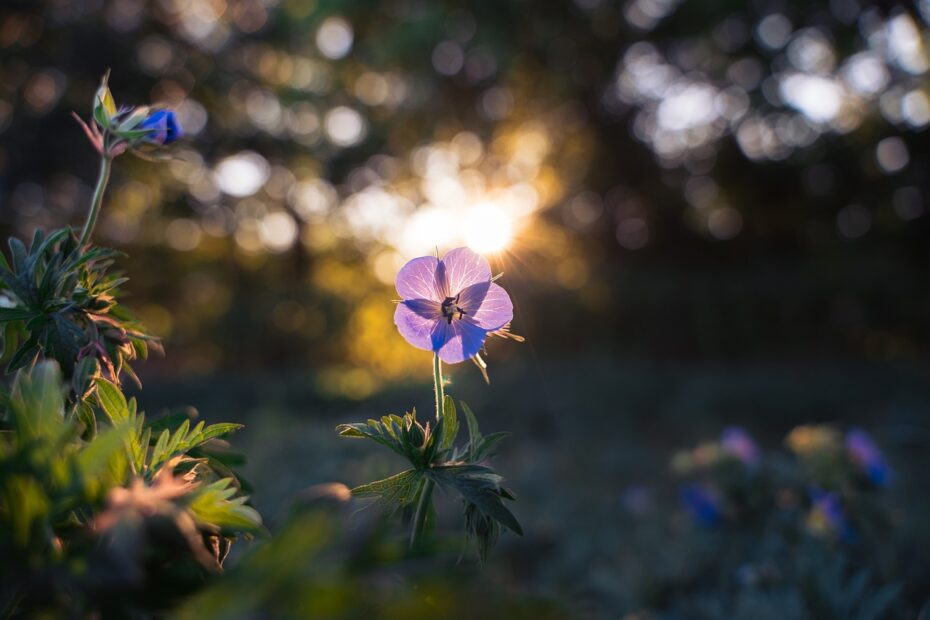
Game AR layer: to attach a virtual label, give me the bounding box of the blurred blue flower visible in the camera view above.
[394,247,513,363]
[680,484,722,527]
[721,426,760,467]
[808,488,855,543]
[139,109,183,145]
[846,428,892,487]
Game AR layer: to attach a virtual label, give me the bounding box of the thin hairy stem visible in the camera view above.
[410,353,445,549]
[78,155,112,247]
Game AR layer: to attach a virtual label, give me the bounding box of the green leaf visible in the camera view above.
[188,478,263,534]
[6,337,39,373]
[8,237,28,274]
[439,395,459,453]
[0,308,34,323]
[475,432,511,461]
[26,228,69,271]
[351,469,424,507]
[10,361,64,437]
[71,356,99,402]
[77,422,131,482]
[336,418,407,458]
[460,400,482,461]
[75,400,97,439]
[150,428,170,470]
[198,423,244,443]
[428,464,522,535]
[96,378,130,425]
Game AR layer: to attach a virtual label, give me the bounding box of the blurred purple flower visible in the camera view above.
[680,484,722,527]
[846,428,892,487]
[721,426,760,466]
[394,247,513,364]
[808,488,855,543]
[139,109,182,145]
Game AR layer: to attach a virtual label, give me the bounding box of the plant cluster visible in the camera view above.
[616,424,905,618]
[0,76,260,617]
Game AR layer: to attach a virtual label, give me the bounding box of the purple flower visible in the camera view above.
[680,484,722,527]
[721,426,760,466]
[808,488,855,542]
[394,247,513,364]
[846,428,892,487]
[139,109,182,145]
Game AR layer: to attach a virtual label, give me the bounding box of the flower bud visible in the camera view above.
[93,73,117,129]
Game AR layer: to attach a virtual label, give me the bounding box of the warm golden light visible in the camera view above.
[463,201,513,254]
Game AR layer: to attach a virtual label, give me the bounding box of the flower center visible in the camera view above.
[440,295,467,324]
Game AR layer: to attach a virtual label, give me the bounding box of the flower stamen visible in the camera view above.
[441,295,467,324]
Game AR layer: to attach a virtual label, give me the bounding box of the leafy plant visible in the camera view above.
[339,353,521,560]
[0,74,260,618]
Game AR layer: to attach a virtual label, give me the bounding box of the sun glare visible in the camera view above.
[463,201,513,254]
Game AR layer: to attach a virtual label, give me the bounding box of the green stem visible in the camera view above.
[78,155,112,247]
[409,477,434,549]
[410,354,444,549]
[433,352,444,421]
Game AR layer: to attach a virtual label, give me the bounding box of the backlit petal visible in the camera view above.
[441,247,491,296]
[395,256,446,301]
[394,300,441,351]
[457,281,513,330]
[436,318,488,364]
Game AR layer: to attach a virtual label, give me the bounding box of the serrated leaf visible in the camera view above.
[351,469,423,507]
[188,478,263,534]
[428,464,522,535]
[151,428,170,469]
[164,418,190,460]
[198,423,243,443]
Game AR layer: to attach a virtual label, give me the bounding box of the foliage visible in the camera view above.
[337,394,521,561]
[174,504,562,620]
[0,78,261,617]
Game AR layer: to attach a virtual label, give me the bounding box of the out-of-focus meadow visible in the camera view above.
[2,0,930,617]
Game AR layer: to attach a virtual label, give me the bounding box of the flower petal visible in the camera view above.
[140,110,169,143]
[395,256,446,301]
[394,300,441,351]
[441,247,491,296]
[435,318,488,364]
[457,281,513,330]
[164,111,182,144]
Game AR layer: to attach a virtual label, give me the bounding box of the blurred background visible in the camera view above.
[1,0,929,616]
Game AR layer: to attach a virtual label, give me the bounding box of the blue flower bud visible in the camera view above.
[139,109,183,145]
